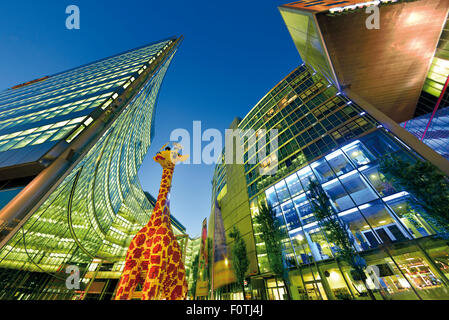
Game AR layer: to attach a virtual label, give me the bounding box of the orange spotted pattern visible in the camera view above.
[115,150,187,300]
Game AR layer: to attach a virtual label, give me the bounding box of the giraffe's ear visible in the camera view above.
[159,143,168,152]
[177,154,189,163]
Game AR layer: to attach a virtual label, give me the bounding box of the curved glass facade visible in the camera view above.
[0,38,181,300]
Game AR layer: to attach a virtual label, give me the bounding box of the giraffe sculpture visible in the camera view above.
[115,143,189,300]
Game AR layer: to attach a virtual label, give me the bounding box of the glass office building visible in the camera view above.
[403,107,449,161]
[0,37,182,300]
[208,0,449,301]
[212,63,449,300]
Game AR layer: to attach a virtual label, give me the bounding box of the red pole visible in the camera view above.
[421,74,449,141]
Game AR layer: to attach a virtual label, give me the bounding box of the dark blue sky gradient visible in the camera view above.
[0,1,302,236]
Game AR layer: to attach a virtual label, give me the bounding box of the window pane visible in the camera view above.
[266,186,279,207]
[303,225,333,261]
[322,179,355,212]
[386,195,435,238]
[275,180,290,204]
[293,194,315,225]
[360,131,399,158]
[339,209,374,251]
[359,200,411,246]
[281,200,301,231]
[273,206,287,230]
[285,173,303,198]
[311,158,336,183]
[340,171,378,205]
[342,141,375,166]
[325,150,354,176]
[290,229,311,265]
[361,165,397,197]
[297,166,314,191]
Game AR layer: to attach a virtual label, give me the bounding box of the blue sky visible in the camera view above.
[0,0,301,237]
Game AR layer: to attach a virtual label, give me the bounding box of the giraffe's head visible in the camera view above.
[153,143,189,169]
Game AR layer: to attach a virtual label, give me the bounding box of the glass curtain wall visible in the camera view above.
[0,39,179,300]
[241,64,449,300]
[257,131,449,300]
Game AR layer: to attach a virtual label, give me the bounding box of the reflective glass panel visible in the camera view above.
[281,200,301,231]
[266,186,279,208]
[285,173,303,198]
[293,193,315,225]
[361,131,399,158]
[386,195,435,238]
[303,225,334,262]
[339,208,374,251]
[361,165,396,197]
[325,150,354,176]
[297,166,314,191]
[340,171,378,206]
[342,141,375,166]
[311,158,336,183]
[275,180,290,204]
[359,200,410,246]
[289,229,311,265]
[322,178,355,212]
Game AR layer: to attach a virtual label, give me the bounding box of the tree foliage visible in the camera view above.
[190,254,199,298]
[307,179,358,264]
[254,202,285,276]
[254,202,292,299]
[307,178,374,299]
[379,156,449,234]
[229,226,250,299]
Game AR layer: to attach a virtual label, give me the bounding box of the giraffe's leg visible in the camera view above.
[141,268,164,300]
[180,262,189,300]
[115,232,147,300]
[141,241,166,300]
[163,241,188,300]
[115,259,141,300]
[174,261,189,300]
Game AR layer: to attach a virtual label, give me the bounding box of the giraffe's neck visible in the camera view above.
[150,167,174,221]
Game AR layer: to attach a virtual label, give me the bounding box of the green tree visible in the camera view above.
[379,156,449,235]
[229,226,250,300]
[307,179,376,300]
[190,254,199,299]
[207,237,213,298]
[254,202,292,300]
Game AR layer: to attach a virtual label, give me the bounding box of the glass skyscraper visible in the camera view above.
[0,37,182,300]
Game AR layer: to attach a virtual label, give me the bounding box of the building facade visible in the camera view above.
[212,61,449,300]
[209,1,449,300]
[279,0,449,168]
[402,107,449,161]
[0,37,183,300]
[279,0,449,123]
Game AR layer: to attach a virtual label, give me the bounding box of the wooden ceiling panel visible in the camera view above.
[316,0,449,122]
